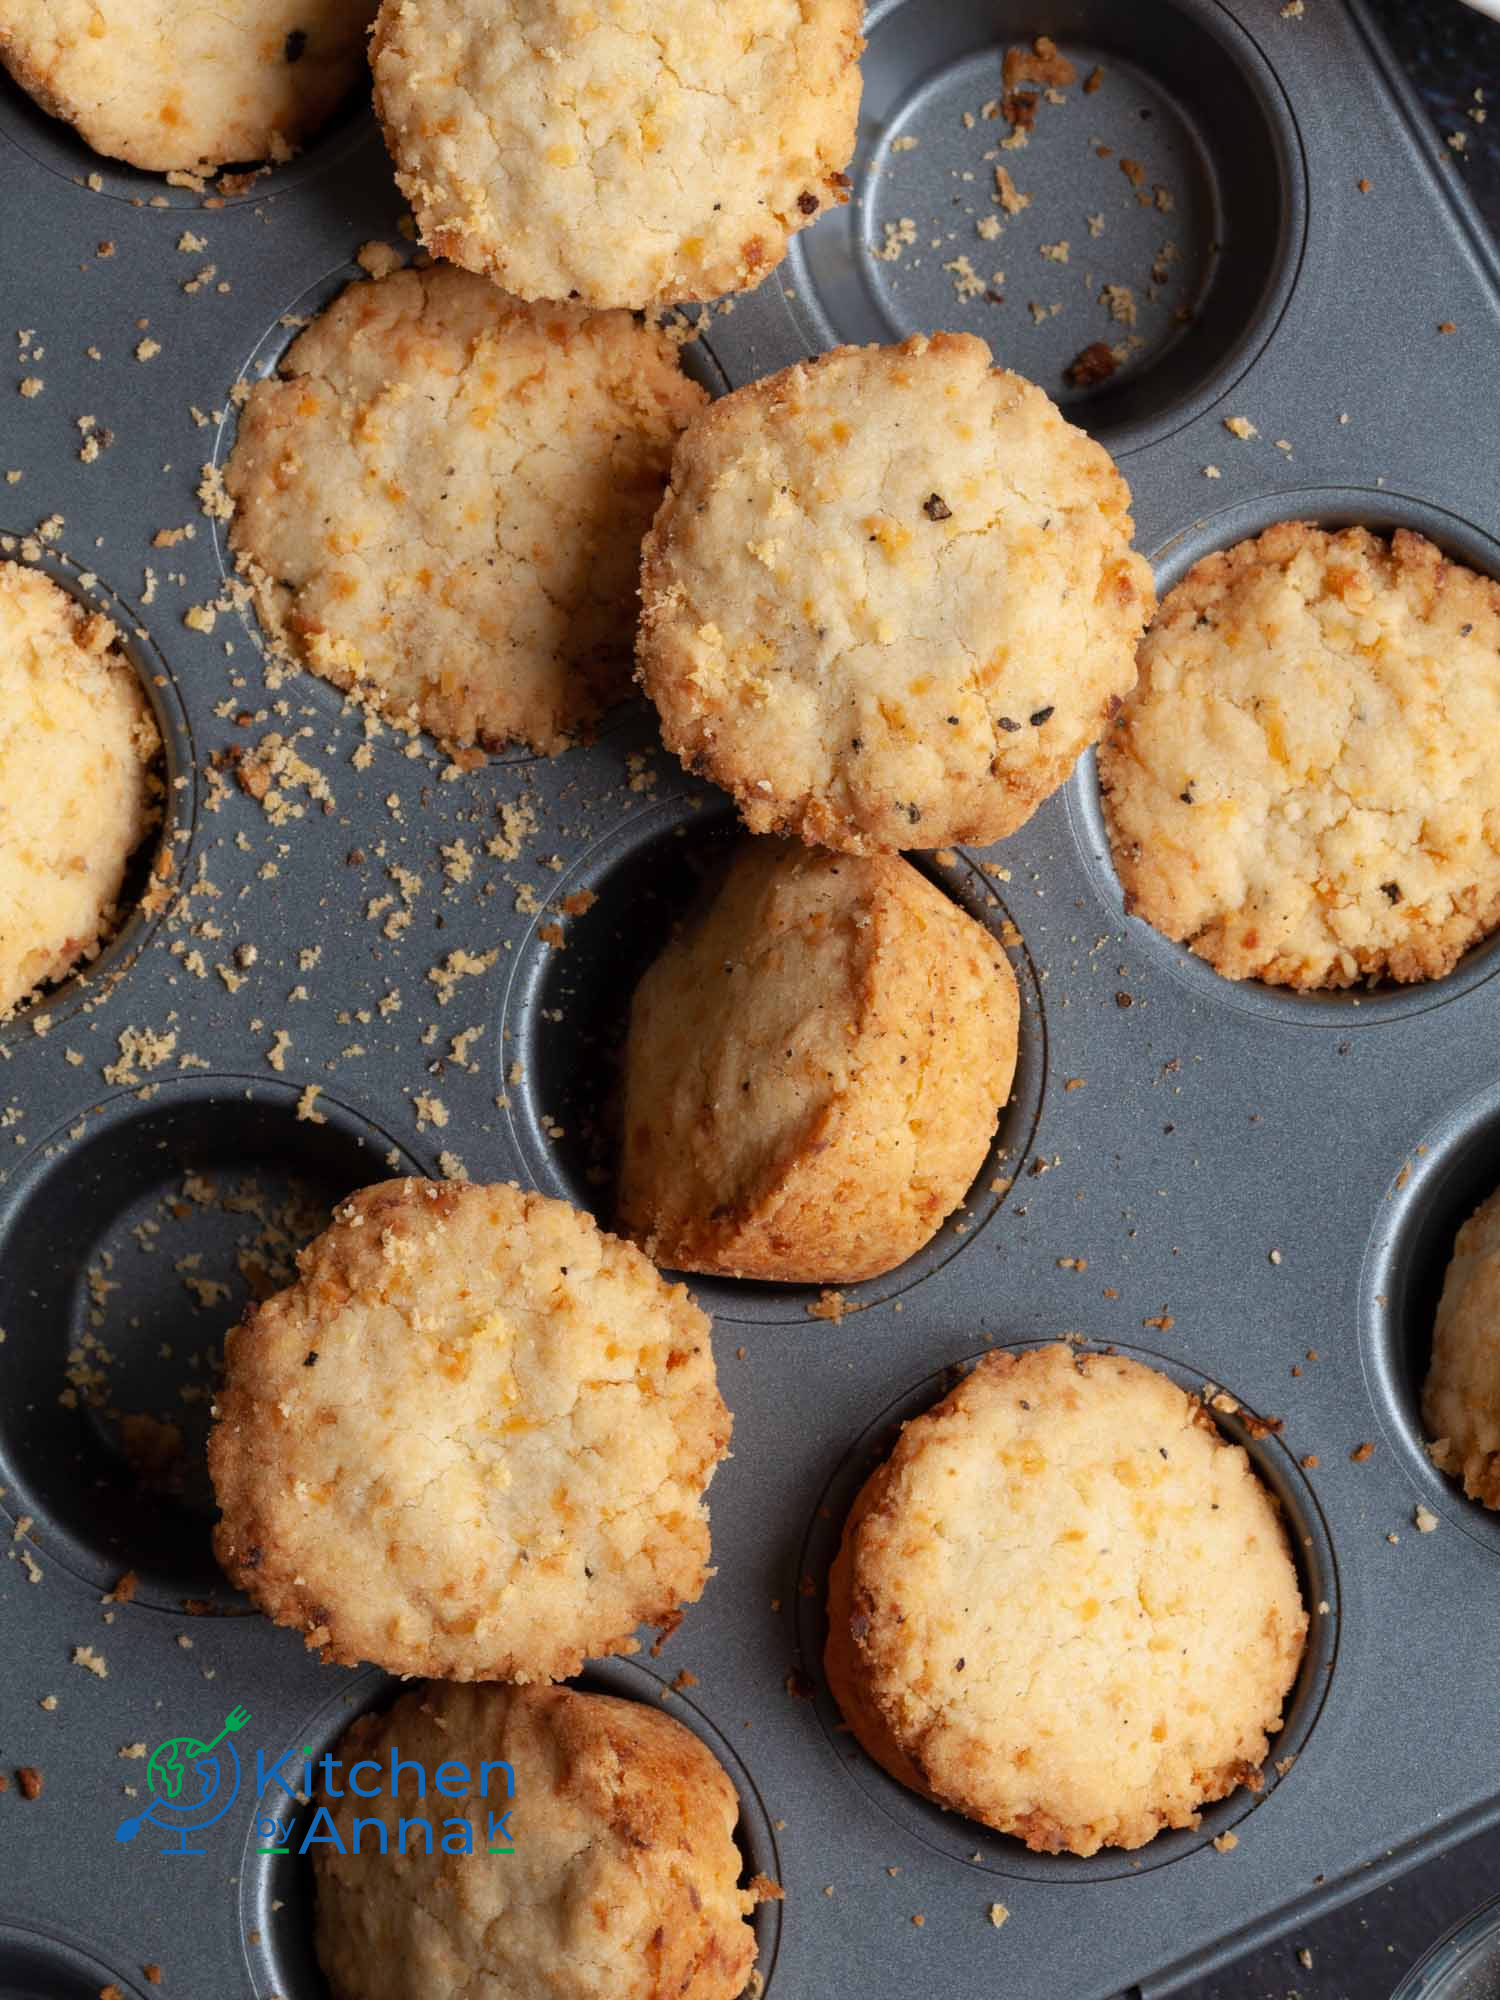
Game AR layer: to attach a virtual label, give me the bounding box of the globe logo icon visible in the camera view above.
[115,1705,251,1857]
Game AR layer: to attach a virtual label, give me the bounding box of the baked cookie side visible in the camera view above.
[312,1682,759,2000]
[619,840,1019,1281]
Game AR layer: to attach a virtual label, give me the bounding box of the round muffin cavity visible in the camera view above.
[312,1682,764,2000]
[0,560,162,1017]
[638,333,1154,854]
[224,265,707,755]
[0,0,377,173]
[619,838,1019,1283]
[370,0,861,309]
[1424,1185,1500,1509]
[209,1179,730,1680]
[826,1344,1308,1856]
[1100,523,1500,990]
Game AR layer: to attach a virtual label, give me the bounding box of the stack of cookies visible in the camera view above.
[208,1176,766,2000]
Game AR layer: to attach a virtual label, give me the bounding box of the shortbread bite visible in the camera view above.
[226,266,706,753]
[639,334,1153,852]
[0,561,160,1016]
[210,1179,730,1681]
[0,0,376,172]
[371,0,862,306]
[827,1345,1307,1855]
[1102,523,1500,989]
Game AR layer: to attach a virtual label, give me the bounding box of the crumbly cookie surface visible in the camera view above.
[225,265,706,754]
[0,0,376,173]
[0,561,161,1017]
[619,839,1019,1282]
[370,0,861,307]
[1100,523,1500,990]
[638,334,1153,853]
[209,1179,729,1681]
[826,1344,1307,1855]
[313,1682,760,2000]
[1424,1187,1500,1509]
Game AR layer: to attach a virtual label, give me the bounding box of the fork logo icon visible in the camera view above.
[115,1705,252,1858]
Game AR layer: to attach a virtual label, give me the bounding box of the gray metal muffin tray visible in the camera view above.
[0,2,1497,1995]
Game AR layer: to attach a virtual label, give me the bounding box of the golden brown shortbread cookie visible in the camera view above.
[0,561,161,1017]
[619,839,1019,1282]
[1101,523,1500,989]
[209,1179,729,1681]
[638,333,1153,853]
[225,265,706,754]
[0,0,376,173]
[826,1344,1307,1855]
[370,0,862,307]
[312,1682,762,2000]
[1424,1186,1500,1509]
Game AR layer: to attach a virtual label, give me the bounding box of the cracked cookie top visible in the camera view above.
[0,0,377,173]
[370,0,862,307]
[637,333,1154,854]
[1101,522,1500,990]
[0,560,161,1017]
[208,1178,729,1681]
[825,1344,1308,1856]
[224,264,707,755]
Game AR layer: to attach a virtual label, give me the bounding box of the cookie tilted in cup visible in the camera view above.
[619,839,1019,1283]
[225,265,707,756]
[371,0,862,308]
[208,1179,730,1681]
[1424,1185,1500,1509]
[638,333,1154,854]
[826,1345,1307,1855]
[1101,523,1500,989]
[311,1682,769,2000]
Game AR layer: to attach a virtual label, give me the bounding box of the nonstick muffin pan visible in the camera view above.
[0,2,1498,1996]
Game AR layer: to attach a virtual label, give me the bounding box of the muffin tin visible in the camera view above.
[0,2,1497,1995]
